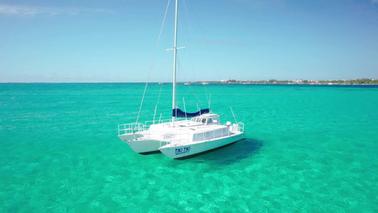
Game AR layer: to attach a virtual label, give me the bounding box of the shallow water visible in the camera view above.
[0,83,377,212]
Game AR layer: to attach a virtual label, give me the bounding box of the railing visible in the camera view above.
[118,123,147,136]
[191,122,245,142]
[144,118,172,127]
[118,118,245,138]
[118,117,187,136]
[234,122,245,133]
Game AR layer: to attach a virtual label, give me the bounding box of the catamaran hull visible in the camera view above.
[159,133,244,159]
[128,140,161,154]
[119,135,167,154]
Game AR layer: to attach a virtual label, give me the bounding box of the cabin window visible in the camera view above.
[192,118,201,123]
[207,118,213,124]
[202,118,206,124]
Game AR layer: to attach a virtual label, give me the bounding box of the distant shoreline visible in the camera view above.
[183,79,378,86]
[1,78,378,86]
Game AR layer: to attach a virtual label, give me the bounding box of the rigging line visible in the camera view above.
[147,0,171,75]
[135,83,148,124]
[183,0,212,109]
[182,0,207,46]
[181,0,198,40]
[149,0,171,74]
[147,0,172,77]
[180,0,191,44]
[135,0,171,123]
[175,47,183,109]
[208,93,212,109]
[153,83,163,124]
[188,84,201,108]
[183,97,187,120]
[176,45,203,110]
[183,0,212,111]
[181,0,201,106]
[176,0,199,108]
[156,0,172,47]
[203,85,210,108]
[230,107,238,123]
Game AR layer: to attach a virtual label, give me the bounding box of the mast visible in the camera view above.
[172,0,179,123]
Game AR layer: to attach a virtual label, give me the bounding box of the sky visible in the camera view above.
[0,0,378,82]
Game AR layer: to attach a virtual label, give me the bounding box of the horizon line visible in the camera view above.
[0,78,377,84]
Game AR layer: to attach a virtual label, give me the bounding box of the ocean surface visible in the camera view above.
[0,83,378,212]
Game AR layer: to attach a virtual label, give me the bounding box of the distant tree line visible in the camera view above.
[187,78,378,85]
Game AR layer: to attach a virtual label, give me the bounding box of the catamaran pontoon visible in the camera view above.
[118,0,245,159]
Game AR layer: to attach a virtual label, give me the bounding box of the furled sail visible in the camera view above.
[172,108,210,118]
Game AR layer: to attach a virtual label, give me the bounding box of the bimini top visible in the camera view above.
[172,108,210,118]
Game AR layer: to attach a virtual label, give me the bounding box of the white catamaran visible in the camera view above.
[118,0,245,159]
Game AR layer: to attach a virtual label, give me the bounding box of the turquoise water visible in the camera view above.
[1,83,378,212]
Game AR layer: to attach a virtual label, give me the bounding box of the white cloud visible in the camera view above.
[0,4,114,16]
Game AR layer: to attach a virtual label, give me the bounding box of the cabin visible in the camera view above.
[190,114,232,142]
[191,113,220,125]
